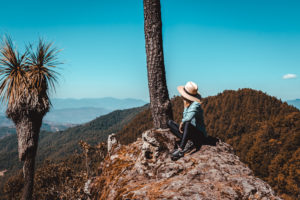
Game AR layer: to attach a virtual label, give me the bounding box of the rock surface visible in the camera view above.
[107,133,120,155]
[90,129,281,200]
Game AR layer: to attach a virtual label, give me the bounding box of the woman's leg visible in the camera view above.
[179,122,203,149]
[167,120,183,139]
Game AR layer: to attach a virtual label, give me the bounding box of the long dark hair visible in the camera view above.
[181,96,193,104]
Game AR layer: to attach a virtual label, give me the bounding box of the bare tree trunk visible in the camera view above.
[143,0,173,129]
[22,151,36,200]
[15,116,42,200]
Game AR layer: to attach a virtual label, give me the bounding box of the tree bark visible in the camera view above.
[15,116,42,200]
[21,151,36,200]
[143,0,173,129]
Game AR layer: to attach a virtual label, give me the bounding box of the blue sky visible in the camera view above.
[0,0,299,101]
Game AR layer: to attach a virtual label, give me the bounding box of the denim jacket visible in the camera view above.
[182,101,207,137]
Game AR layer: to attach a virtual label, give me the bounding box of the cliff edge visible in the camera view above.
[88,129,281,200]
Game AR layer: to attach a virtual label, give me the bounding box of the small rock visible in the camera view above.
[107,133,120,155]
[84,178,93,196]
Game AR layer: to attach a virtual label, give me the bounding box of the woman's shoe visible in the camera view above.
[183,141,194,153]
[171,148,178,154]
[171,149,184,161]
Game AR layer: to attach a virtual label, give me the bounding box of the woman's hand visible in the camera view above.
[179,122,184,133]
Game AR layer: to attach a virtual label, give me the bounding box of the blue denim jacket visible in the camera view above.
[182,102,207,137]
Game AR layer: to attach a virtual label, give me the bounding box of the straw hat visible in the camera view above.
[177,81,202,103]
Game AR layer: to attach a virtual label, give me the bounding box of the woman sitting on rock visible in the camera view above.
[168,81,207,160]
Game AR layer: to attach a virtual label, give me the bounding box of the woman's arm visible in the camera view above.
[182,110,197,123]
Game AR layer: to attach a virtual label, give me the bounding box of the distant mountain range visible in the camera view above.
[0,115,73,139]
[0,90,299,199]
[1,89,299,199]
[0,97,147,137]
[0,127,15,140]
[50,97,147,110]
[44,107,111,124]
[287,99,300,110]
[0,105,147,178]
[46,97,147,123]
[0,115,12,127]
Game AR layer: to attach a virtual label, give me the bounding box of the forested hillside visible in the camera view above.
[1,89,299,199]
[0,146,107,200]
[0,105,147,188]
[0,127,15,139]
[0,120,71,139]
[117,88,300,199]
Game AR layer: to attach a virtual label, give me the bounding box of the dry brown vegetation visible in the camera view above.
[117,88,300,199]
[0,142,107,200]
[1,88,299,199]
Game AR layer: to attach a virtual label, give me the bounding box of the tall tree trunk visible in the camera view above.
[143,0,173,129]
[15,116,42,200]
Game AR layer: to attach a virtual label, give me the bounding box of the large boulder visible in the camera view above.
[89,129,281,200]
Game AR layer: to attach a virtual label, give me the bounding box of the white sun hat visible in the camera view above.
[177,81,202,103]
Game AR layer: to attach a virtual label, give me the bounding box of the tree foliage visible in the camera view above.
[1,147,107,200]
[117,88,300,199]
[0,36,28,107]
[0,105,147,196]
[0,36,60,118]
[1,89,299,199]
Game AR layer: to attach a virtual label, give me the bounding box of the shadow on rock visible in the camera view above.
[190,135,220,153]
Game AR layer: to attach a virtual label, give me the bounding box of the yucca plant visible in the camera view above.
[0,36,61,200]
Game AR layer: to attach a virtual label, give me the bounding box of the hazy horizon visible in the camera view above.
[1,0,299,101]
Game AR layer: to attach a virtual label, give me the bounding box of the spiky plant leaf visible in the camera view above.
[26,39,61,95]
[0,36,28,106]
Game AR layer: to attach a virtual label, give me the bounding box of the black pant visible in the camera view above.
[167,120,205,149]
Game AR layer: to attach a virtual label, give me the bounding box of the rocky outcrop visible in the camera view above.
[107,133,120,155]
[89,129,282,200]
